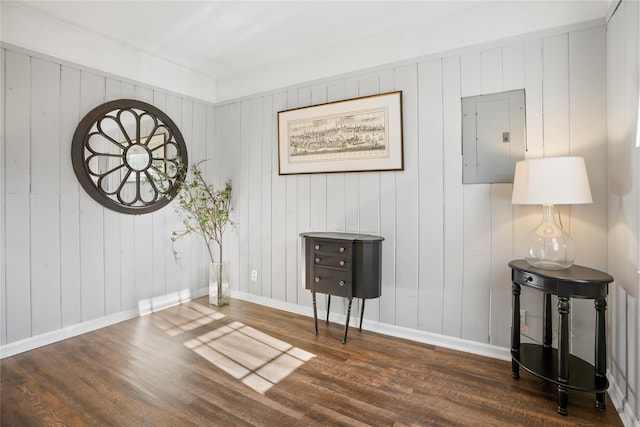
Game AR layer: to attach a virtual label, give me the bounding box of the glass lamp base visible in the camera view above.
[524,205,575,270]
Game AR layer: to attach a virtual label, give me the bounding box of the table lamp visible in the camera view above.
[511,156,593,270]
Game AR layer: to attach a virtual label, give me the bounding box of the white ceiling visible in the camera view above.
[2,1,613,102]
[12,1,487,80]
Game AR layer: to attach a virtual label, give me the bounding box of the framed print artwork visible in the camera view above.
[278,91,403,175]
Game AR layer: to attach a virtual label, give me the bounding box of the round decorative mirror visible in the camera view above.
[71,99,188,214]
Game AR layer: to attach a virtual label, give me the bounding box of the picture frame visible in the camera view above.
[278,91,403,175]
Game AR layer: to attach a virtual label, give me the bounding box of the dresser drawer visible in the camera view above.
[312,267,351,298]
[311,240,350,256]
[312,254,349,269]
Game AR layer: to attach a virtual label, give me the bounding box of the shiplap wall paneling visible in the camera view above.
[295,87,313,308]
[78,71,107,322]
[163,93,188,299]
[441,55,464,338]
[5,50,31,342]
[417,58,444,334]
[30,57,62,336]
[513,39,544,345]
[376,70,397,326]
[248,97,264,296]
[607,0,640,421]
[238,99,251,295]
[284,90,300,306]
[394,64,420,329]
[151,91,168,300]
[0,46,6,345]
[460,50,492,343]
[489,44,525,347]
[271,92,287,302]
[261,93,274,299]
[569,26,608,364]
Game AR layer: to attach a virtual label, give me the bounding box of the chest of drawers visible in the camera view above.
[300,232,384,343]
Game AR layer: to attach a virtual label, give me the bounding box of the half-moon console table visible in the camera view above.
[509,259,614,416]
[300,232,384,344]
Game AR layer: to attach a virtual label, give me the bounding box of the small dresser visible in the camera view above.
[300,232,384,343]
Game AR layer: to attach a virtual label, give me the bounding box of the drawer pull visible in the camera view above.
[315,257,320,263]
[314,244,320,250]
[339,247,345,253]
[524,275,533,282]
[315,277,320,283]
[339,281,345,287]
[339,260,345,266]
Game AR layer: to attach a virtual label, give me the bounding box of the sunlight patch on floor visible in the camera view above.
[184,319,315,394]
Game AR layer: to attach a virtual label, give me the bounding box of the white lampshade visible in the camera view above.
[512,156,593,205]
[511,156,592,270]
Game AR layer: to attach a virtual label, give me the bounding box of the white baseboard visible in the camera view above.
[230,290,512,362]
[0,287,208,359]
[608,373,640,427]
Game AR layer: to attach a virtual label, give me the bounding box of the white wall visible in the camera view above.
[0,44,217,355]
[218,22,609,365]
[607,1,640,425]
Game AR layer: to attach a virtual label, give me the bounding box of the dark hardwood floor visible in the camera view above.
[1,297,623,426]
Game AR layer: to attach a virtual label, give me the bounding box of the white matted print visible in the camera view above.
[278,91,403,175]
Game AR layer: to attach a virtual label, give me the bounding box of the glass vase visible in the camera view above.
[209,261,230,306]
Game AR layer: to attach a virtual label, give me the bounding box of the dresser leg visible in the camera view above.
[557,296,570,415]
[359,299,365,331]
[312,291,318,336]
[326,295,331,323]
[343,298,353,344]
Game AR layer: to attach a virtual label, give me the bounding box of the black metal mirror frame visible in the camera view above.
[71,99,188,215]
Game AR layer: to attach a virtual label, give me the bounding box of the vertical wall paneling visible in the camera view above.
[226,102,241,294]
[151,91,168,300]
[59,65,82,326]
[248,97,263,295]
[284,90,299,305]
[524,40,544,157]
[569,26,608,364]
[261,94,273,298]
[417,59,444,334]
[542,34,570,156]
[79,71,106,322]
[460,50,492,343]
[30,57,62,335]
[238,99,252,294]
[394,65,420,329]
[1,46,224,352]
[4,51,32,341]
[442,55,464,338]
[296,88,313,309]
[271,92,287,302]
[607,1,640,424]
[0,47,5,345]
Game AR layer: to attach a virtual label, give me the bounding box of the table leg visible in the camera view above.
[359,299,365,331]
[343,298,353,344]
[595,298,607,410]
[543,293,552,350]
[326,295,331,323]
[312,291,318,336]
[511,282,521,379]
[557,296,570,416]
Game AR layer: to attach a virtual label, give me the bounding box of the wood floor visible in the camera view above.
[1,297,623,426]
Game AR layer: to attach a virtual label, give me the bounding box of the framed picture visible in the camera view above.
[278,91,403,175]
